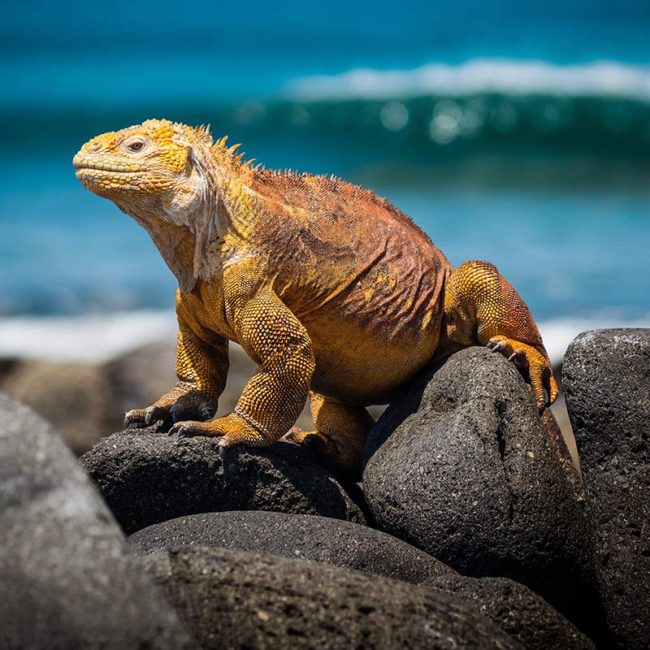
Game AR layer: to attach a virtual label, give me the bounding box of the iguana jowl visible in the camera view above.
[74,119,558,471]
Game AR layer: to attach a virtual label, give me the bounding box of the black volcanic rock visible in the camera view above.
[80,428,366,534]
[563,328,650,649]
[130,510,451,584]
[0,393,195,650]
[423,573,593,650]
[143,545,522,649]
[363,347,598,630]
[131,510,593,649]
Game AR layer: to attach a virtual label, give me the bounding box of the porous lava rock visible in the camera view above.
[80,428,366,534]
[0,393,195,649]
[423,573,593,650]
[363,347,597,629]
[130,510,450,584]
[143,545,522,649]
[131,510,593,649]
[563,329,650,649]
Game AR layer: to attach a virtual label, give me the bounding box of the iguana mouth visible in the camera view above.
[73,156,142,174]
[74,164,141,174]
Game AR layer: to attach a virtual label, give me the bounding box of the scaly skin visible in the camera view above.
[74,119,558,472]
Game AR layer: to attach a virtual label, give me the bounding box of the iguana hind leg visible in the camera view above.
[286,391,374,474]
[444,260,558,410]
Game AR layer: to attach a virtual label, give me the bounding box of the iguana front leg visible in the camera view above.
[444,260,558,410]
[170,281,315,450]
[125,300,229,428]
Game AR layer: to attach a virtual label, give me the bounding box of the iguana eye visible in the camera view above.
[128,139,145,152]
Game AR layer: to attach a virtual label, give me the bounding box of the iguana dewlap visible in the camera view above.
[74,119,557,471]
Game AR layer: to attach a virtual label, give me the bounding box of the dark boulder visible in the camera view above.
[363,347,598,631]
[80,428,366,534]
[424,574,593,650]
[131,510,593,649]
[130,510,451,584]
[0,393,195,649]
[563,329,650,649]
[143,545,521,649]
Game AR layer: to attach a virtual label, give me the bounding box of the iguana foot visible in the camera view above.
[285,427,335,455]
[285,427,350,472]
[487,335,558,410]
[284,394,374,476]
[124,385,216,429]
[169,412,272,451]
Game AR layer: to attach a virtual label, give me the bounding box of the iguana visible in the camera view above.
[74,119,558,471]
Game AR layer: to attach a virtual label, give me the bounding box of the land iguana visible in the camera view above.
[74,119,558,471]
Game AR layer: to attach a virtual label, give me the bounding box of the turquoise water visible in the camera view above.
[1,0,649,324]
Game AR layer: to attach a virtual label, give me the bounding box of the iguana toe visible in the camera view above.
[487,339,508,354]
[125,389,216,432]
[169,412,271,448]
[124,408,146,428]
[486,335,557,410]
[124,405,169,429]
[169,420,207,438]
[284,427,331,455]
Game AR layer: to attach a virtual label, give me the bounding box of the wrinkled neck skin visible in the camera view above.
[116,145,252,293]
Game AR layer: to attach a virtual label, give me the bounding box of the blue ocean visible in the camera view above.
[1,0,649,360]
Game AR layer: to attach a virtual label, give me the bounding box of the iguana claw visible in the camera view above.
[487,335,559,410]
[487,339,508,354]
[124,385,216,430]
[124,405,170,429]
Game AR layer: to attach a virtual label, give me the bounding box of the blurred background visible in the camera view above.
[0,0,649,451]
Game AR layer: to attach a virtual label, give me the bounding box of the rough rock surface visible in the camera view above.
[143,545,522,649]
[0,393,195,649]
[423,574,593,650]
[81,428,366,534]
[131,511,593,649]
[363,347,597,626]
[130,510,451,584]
[563,329,650,649]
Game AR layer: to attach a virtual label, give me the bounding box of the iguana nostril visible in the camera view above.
[89,140,102,152]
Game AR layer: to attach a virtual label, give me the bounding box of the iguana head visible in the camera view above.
[73,119,231,291]
[73,118,214,226]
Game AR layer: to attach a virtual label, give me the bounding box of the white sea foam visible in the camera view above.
[0,310,648,366]
[0,311,177,363]
[286,59,650,102]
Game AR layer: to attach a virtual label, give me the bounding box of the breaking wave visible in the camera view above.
[286,59,650,101]
[5,58,650,166]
